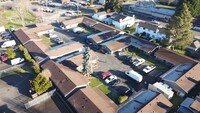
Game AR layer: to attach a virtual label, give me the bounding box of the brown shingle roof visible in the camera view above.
[82,17,98,27]
[105,37,131,52]
[137,94,173,113]
[45,42,83,58]
[24,25,54,34]
[176,63,200,93]
[34,40,50,52]
[92,31,119,43]
[14,29,35,44]
[92,23,117,32]
[24,41,48,63]
[111,13,128,22]
[61,17,84,26]
[130,35,158,53]
[66,50,98,67]
[190,96,200,112]
[41,60,89,96]
[14,25,54,45]
[68,88,118,113]
[154,48,197,65]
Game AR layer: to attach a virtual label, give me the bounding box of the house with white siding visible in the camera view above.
[134,22,167,41]
[111,14,135,30]
[92,12,107,22]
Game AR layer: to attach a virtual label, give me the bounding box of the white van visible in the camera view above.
[1,40,16,48]
[125,70,143,82]
[10,58,25,65]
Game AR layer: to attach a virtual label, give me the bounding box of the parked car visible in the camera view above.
[10,58,25,65]
[132,58,145,67]
[101,71,112,80]
[142,65,156,73]
[42,7,55,13]
[56,38,64,45]
[49,33,58,38]
[0,54,8,62]
[48,4,56,7]
[1,40,16,48]
[2,35,12,40]
[64,12,76,16]
[1,32,10,38]
[105,75,118,84]
[125,70,143,83]
[73,27,84,34]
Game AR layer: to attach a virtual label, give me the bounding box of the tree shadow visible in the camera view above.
[1,73,35,97]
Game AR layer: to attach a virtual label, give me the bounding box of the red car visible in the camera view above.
[101,71,112,80]
[0,54,8,62]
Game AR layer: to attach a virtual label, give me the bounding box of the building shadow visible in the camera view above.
[0,104,16,113]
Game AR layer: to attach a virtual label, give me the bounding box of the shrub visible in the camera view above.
[30,59,36,65]
[24,49,32,62]
[6,48,16,59]
[18,44,25,52]
[32,64,40,74]
[30,74,52,95]
[118,95,128,103]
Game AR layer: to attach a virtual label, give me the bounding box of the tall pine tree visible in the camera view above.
[167,3,193,49]
[82,46,92,77]
[113,0,123,13]
[177,0,200,17]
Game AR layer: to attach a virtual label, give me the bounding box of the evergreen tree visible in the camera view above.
[167,3,193,49]
[105,0,123,13]
[30,74,52,95]
[113,0,123,13]
[177,0,200,17]
[82,46,92,77]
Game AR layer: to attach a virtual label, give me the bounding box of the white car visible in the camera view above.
[49,33,58,38]
[105,75,117,84]
[143,65,156,73]
[73,27,84,33]
[132,58,145,67]
[10,58,25,65]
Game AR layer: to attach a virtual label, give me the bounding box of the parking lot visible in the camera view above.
[92,47,171,96]
[0,30,23,71]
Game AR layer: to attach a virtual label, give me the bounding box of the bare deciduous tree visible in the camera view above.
[13,0,30,27]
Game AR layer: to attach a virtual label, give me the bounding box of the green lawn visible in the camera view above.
[89,77,119,103]
[98,85,111,94]
[1,9,37,29]
[89,77,102,87]
[169,94,184,113]
[156,4,176,10]
[41,35,55,46]
[89,77,111,94]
